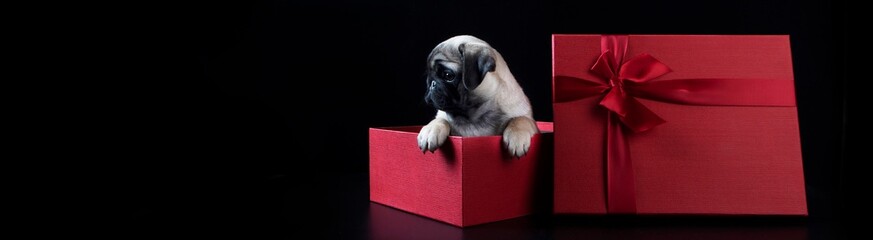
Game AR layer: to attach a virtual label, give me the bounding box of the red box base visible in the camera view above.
[370,122,553,227]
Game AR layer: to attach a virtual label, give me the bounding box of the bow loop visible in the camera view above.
[619,54,672,83]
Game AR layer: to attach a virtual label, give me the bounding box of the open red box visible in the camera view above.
[369,122,553,227]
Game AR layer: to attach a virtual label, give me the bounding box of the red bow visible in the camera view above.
[592,51,671,132]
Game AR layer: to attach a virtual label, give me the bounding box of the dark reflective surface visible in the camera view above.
[129,172,838,239]
[371,201,812,240]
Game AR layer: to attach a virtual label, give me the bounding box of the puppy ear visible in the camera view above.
[458,43,496,90]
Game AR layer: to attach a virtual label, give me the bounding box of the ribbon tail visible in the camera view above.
[616,97,667,133]
[607,113,637,214]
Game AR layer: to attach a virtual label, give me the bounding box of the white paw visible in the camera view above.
[417,121,450,153]
[503,124,536,158]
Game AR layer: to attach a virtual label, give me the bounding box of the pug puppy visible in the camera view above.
[418,35,538,158]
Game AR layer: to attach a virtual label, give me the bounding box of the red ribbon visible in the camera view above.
[554,35,796,213]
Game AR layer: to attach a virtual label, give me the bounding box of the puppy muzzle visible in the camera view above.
[425,80,461,112]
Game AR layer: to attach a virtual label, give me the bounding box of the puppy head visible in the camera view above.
[424,36,496,114]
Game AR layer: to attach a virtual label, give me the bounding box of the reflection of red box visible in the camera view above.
[370,122,553,227]
[369,202,537,239]
[552,35,807,215]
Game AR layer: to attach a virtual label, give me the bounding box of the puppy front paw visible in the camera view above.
[417,119,450,153]
[503,117,538,158]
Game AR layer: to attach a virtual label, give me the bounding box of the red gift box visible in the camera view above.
[552,35,807,215]
[370,122,553,227]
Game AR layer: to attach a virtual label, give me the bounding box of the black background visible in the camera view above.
[122,0,844,239]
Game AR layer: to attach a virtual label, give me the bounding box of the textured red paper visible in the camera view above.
[370,122,554,227]
[552,35,807,215]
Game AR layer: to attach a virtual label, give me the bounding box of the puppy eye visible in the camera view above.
[440,70,456,82]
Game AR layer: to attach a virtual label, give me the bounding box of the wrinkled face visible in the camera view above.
[425,50,463,113]
[424,42,495,115]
